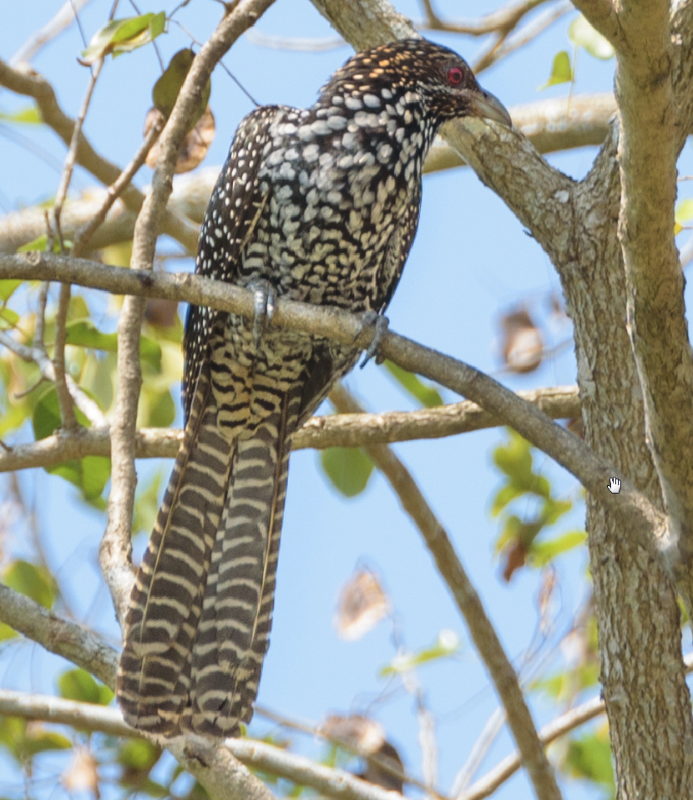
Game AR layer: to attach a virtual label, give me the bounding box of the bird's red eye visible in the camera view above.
[447,66,464,86]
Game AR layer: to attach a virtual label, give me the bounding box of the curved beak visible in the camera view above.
[466,87,512,128]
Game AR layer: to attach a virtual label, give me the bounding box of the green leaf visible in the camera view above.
[144,388,176,428]
[490,483,525,517]
[0,106,42,124]
[565,730,614,788]
[569,15,614,60]
[153,48,211,130]
[16,234,70,254]
[118,738,161,772]
[33,385,68,440]
[22,729,72,757]
[66,319,161,369]
[542,496,573,526]
[32,386,111,502]
[321,447,373,498]
[530,530,587,566]
[65,319,118,351]
[0,307,19,329]
[0,717,71,759]
[383,360,443,407]
[0,717,27,761]
[3,560,57,609]
[493,429,532,482]
[0,622,17,643]
[676,198,693,224]
[539,51,573,89]
[132,469,164,536]
[0,280,21,302]
[80,12,166,65]
[380,630,460,676]
[58,668,113,705]
[79,455,112,500]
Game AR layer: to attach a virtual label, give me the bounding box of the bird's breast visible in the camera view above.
[238,113,424,313]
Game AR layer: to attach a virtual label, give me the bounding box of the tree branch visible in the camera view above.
[0,326,106,427]
[0,688,415,800]
[0,385,581,473]
[0,252,667,561]
[0,94,614,255]
[330,384,562,800]
[0,584,118,686]
[420,0,550,36]
[569,1,625,52]
[463,648,693,800]
[0,58,199,254]
[11,0,94,65]
[5,580,688,800]
[603,2,693,600]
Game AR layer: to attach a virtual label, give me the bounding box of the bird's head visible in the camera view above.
[322,38,511,130]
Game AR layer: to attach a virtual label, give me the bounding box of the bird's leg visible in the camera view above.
[248,279,278,350]
[357,310,390,368]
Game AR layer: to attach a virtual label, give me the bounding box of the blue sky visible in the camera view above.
[3,2,686,799]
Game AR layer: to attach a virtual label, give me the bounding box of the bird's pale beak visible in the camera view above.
[466,88,512,128]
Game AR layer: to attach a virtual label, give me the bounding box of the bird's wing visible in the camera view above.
[295,194,422,427]
[183,105,280,422]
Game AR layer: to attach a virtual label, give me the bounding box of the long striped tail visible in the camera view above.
[117,363,299,738]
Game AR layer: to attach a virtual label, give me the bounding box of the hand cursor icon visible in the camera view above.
[608,478,621,494]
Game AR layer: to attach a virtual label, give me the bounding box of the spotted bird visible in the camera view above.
[117,38,511,738]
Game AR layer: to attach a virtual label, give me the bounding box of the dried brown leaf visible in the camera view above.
[62,746,99,797]
[144,106,215,174]
[500,307,544,374]
[334,566,390,640]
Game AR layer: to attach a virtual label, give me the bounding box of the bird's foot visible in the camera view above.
[357,311,390,368]
[248,279,277,349]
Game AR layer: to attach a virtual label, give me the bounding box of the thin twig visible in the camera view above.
[0,57,199,254]
[472,2,571,73]
[10,0,95,65]
[0,384,580,473]
[49,54,106,431]
[52,283,78,430]
[33,281,50,349]
[255,704,441,798]
[243,28,345,52]
[329,384,563,800]
[52,59,104,248]
[461,647,693,799]
[0,326,106,426]
[453,708,506,796]
[72,113,165,257]
[422,0,551,36]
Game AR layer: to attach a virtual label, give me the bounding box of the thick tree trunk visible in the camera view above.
[567,137,693,797]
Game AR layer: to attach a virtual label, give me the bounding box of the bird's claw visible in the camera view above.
[357,311,390,368]
[249,280,277,350]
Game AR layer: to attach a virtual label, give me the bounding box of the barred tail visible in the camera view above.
[116,360,234,736]
[117,363,300,738]
[183,387,301,737]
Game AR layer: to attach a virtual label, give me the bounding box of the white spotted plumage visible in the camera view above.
[117,37,510,740]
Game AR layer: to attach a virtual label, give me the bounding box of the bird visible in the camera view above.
[117,37,511,739]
